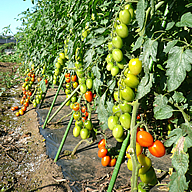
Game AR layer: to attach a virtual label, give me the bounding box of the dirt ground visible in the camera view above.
[0,62,172,192]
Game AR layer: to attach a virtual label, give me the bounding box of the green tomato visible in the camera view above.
[119,113,131,129]
[119,100,132,113]
[80,128,90,140]
[57,57,63,65]
[112,49,123,62]
[114,91,123,102]
[124,74,139,88]
[112,36,123,49]
[54,68,60,76]
[75,120,83,128]
[55,62,61,69]
[59,52,65,60]
[119,9,131,25]
[82,29,88,38]
[80,84,87,93]
[65,100,71,106]
[71,96,77,103]
[108,116,119,130]
[73,111,81,120]
[112,104,121,117]
[124,4,135,19]
[112,124,124,139]
[138,154,152,174]
[116,23,129,38]
[139,166,156,184]
[115,133,125,142]
[107,62,114,71]
[86,78,93,89]
[65,88,71,95]
[106,53,114,63]
[128,58,142,75]
[111,66,120,76]
[84,120,93,130]
[73,126,81,137]
[66,83,71,89]
[121,87,135,101]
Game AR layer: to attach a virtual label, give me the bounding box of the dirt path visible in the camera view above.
[0,62,71,192]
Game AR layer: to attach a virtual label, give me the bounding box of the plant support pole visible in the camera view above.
[47,84,80,124]
[42,73,65,129]
[107,131,130,192]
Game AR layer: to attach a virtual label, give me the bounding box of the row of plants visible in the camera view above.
[5,0,192,191]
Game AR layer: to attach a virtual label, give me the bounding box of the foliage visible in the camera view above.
[5,0,192,191]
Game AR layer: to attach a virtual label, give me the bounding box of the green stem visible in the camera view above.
[38,83,49,109]
[107,130,130,192]
[42,73,65,129]
[129,100,141,192]
[47,85,80,124]
[57,111,73,123]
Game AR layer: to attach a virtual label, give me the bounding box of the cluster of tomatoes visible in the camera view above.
[126,128,166,186]
[53,52,66,85]
[97,139,117,167]
[106,4,135,76]
[72,102,94,140]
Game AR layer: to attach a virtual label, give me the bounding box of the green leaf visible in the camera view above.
[107,79,116,94]
[92,66,101,79]
[180,123,192,139]
[136,0,147,30]
[171,91,186,103]
[84,49,95,66]
[184,136,192,152]
[176,12,192,28]
[91,36,106,47]
[169,172,189,192]
[106,101,114,116]
[93,78,103,93]
[153,94,173,120]
[94,27,106,34]
[166,47,192,92]
[165,21,175,30]
[172,150,189,175]
[163,40,178,54]
[40,79,46,92]
[141,38,158,73]
[132,35,143,51]
[164,128,183,147]
[136,73,154,100]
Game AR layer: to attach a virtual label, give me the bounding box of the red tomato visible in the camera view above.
[137,114,141,120]
[37,77,42,82]
[98,139,106,149]
[21,106,27,112]
[65,77,71,83]
[137,127,145,132]
[85,91,93,102]
[11,107,16,111]
[22,87,25,91]
[84,111,89,117]
[81,106,87,113]
[44,79,48,84]
[31,73,35,78]
[82,116,87,122]
[71,75,77,82]
[65,73,70,78]
[24,102,29,107]
[148,140,166,158]
[72,102,80,111]
[136,131,154,147]
[109,158,117,167]
[101,156,111,167]
[28,91,32,96]
[31,77,35,82]
[14,106,19,110]
[98,147,108,158]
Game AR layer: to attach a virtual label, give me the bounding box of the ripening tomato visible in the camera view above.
[98,139,106,149]
[15,106,19,110]
[28,91,32,96]
[65,77,71,83]
[101,156,111,167]
[72,102,80,111]
[11,107,16,111]
[137,114,141,120]
[44,79,48,84]
[136,131,154,147]
[21,106,27,112]
[148,140,166,158]
[73,82,79,89]
[84,111,89,117]
[98,147,108,158]
[16,112,20,117]
[139,166,156,184]
[126,142,143,159]
[19,109,24,115]
[71,75,77,82]
[128,58,142,75]
[81,106,87,113]
[85,91,93,102]
[82,116,87,122]
[109,158,116,167]
[24,102,29,107]
[65,73,70,78]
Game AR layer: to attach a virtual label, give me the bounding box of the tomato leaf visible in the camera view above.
[153,94,173,120]
[176,12,192,28]
[94,27,106,34]
[93,78,103,94]
[136,0,147,30]
[136,73,154,100]
[40,79,46,93]
[165,21,175,31]
[170,91,187,104]
[107,79,116,94]
[84,49,95,66]
[164,128,183,147]
[169,172,189,192]
[166,47,192,92]
[92,66,101,79]
[163,40,178,54]
[172,150,189,175]
[132,35,143,51]
[141,38,158,73]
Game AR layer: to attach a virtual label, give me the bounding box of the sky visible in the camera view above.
[0,0,34,35]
